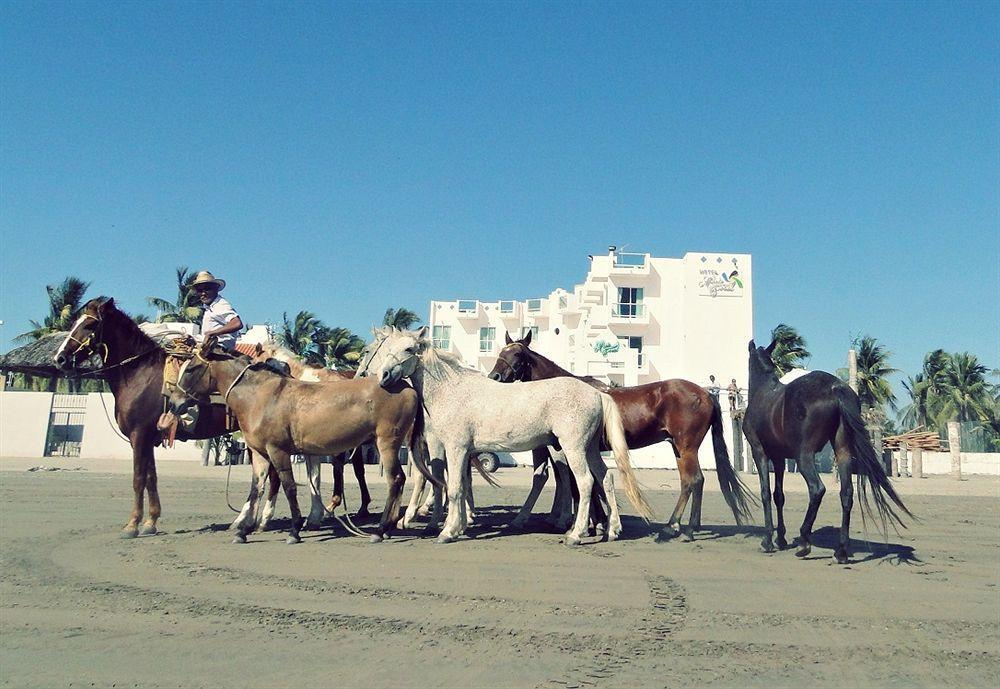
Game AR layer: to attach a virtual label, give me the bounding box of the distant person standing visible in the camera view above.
[707,374,720,400]
[728,378,740,411]
[191,271,243,350]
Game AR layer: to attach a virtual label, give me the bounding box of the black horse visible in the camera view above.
[743,339,910,563]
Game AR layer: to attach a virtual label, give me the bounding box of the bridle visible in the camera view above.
[493,344,530,381]
[60,308,160,375]
[355,335,390,378]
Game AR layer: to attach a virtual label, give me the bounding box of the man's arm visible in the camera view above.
[205,315,243,337]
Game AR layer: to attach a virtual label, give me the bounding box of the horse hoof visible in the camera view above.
[369,534,384,544]
[594,524,607,538]
[436,534,455,544]
[760,541,776,554]
[232,534,247,544]
[285,535,302,545]
[654,527,679,543]
[564,535,582,547]
[835,550,849,564]
[795,544,811,558]
[139,524,157,537]
[607,528,621,542]
[120,528,139,540]
[682,530,695,542]
[776,536,788,549]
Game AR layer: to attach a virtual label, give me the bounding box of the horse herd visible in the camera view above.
[54,297,910,564]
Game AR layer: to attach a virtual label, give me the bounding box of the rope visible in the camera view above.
[97,391,132,443]
[224,458,240,513]
[305,459,371,538]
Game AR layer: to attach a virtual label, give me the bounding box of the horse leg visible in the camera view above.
[655,445,698,542]
[352,446,372,518]
[400,471,427,528]
[327,453,345,512]
[304,456,325,529]
[551,453,576,533]
[794,451,825,558]
[258,464,281,531]
[269,449,304,544]
[587,446,621,541]
[464,458,476,525]
[371,436,406,542]
[511,447,550,530]
[427,456,447,534]
[437,446,470,544]
[773,458,788,549]
[563,447,594,546]
[122,432,149,539]
[833,433,853,564]
[140,446,161,536]
[234,451,270,543]
[748,439,776,553]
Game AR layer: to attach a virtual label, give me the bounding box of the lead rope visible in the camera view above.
[305,461,371,538]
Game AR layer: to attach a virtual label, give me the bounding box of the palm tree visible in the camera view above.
[853,335,898,412]
[277,311,326,364]
[316,326,365,370]
[768,323,810,377]
[899,373,930,430]
[382,307,421,330]
[147,267,201,324]
[936,352,993,424]
[15,276,91,342]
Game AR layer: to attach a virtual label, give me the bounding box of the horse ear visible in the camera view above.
[505,331,513,345]
[764,339,777,357]
[748,339,756,352]
[254,343,263,357]
[521,330,532,346]
[100,297,115,313]
[414,325,429,340]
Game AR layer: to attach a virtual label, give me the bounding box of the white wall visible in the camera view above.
[0,391,53,458]
[894,450,999,476]
[80,393,203,460]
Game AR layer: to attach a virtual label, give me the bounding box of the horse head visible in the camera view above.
[358,326,428,387]
[747,337,779,388]
[54,297,115,371]
[489,331,532,382]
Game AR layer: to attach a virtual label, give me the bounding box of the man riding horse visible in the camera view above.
[191,271,243,349]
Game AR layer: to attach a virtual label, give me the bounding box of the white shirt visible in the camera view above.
[200,296,240,349]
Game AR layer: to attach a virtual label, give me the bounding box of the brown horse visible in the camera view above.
[54,297,238,538]
[488,332,755,540]
[169,336,435,543]
[250,342,373,519]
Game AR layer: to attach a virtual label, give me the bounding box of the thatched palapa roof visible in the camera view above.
[0,332,104,378]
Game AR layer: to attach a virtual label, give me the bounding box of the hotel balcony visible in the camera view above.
[525,298,548,318]
[608,303,650,327]
[455,300,481,319]
[609,252,651,277]
[496,300,521,320]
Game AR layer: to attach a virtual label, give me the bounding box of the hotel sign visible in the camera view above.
[698,258,744,298]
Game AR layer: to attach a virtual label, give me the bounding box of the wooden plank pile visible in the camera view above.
[884,427,943,451]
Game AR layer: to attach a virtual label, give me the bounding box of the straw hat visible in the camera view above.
[190,270,226,290]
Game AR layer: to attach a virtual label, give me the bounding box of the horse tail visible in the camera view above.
[600,393,655,522]
[709,396,757,525]
[408,401,446,492]
[470,454,501,487]
[835,386,911,533]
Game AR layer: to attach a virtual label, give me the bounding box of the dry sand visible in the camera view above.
[1,457,997,688]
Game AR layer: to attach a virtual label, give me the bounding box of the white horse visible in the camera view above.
[356,327,654,544]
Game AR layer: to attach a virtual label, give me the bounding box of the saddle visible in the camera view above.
[155,335,237,445]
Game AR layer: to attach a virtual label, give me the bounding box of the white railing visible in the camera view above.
[457,300,478,314]
[613,252,647,268]
[611,303,645,318]
[499,300,516,314]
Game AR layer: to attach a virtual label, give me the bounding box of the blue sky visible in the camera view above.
[2,2,997,397]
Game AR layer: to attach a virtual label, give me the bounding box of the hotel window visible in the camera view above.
[479,327,496,352]
[458,300,477,313]
[499,300,515,314]
[616,287,644,317]
[527,299,542,313]
[618,335,644,367]
[432,326,451,350]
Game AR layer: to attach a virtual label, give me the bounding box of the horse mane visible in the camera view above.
[420,345,478,380]
[98,298,158,353]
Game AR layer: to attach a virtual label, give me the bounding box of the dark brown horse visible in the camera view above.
[54,297,238,538]
[743,339,911,563]
[489,332,754,540]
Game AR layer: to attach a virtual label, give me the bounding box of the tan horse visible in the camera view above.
[250,343,374,521]
[170,336,435,544]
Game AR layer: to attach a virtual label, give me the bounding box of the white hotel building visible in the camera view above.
[427,248,754,469]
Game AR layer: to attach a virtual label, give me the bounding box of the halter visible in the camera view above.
[355,334,390,378]
[493,344,530,381]
[59,308,159,375]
